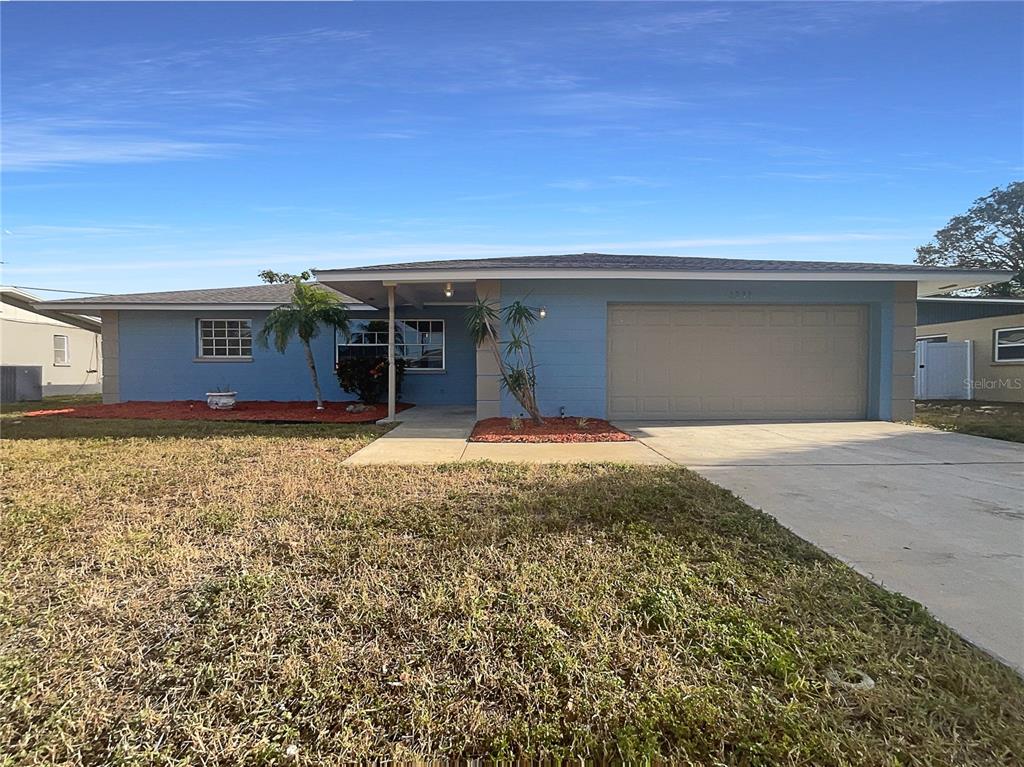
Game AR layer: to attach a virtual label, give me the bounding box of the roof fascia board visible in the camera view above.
[34,302,375,312]
[316,267,1012,284]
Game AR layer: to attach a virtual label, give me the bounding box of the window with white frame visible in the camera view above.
[197,319,253,359]
[53,334,69,366]
[337,319,444,370]
[916,334,948,344]
[994,326,1024,362]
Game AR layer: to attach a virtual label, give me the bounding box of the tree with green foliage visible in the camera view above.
[466,298,544,424]
[256,270,349,410]
[915,181,1024,295]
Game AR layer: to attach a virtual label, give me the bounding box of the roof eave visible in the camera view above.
[2,292,102,332]
[314,267,1014,298]
[33,301,376,312]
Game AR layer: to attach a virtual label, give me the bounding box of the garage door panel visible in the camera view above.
[801,309,830,327]
[800,337,830,355]
[737,308,768,326]
[608,304,868,420]
[672,307,705,326]
[768,309,799,327]
[833,308,864,327]
[609,396,638,416]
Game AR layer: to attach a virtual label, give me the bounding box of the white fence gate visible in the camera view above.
[915,340,973,400]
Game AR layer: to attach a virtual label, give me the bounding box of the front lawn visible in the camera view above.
[1,393,102,416]
[915,400,1024,443]
[2,416,1022,764]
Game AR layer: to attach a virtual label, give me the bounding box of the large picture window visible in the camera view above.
[994,326,1024,362]
[197,319,252,359]
[338,319,444,370]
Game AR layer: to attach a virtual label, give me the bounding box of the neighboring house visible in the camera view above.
[37,254,1012,422]
[917,296,1024,403]
[1,287,102,398]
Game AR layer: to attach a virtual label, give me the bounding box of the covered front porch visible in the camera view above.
[317,274,499,422]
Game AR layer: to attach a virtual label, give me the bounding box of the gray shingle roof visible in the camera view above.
[41,283,343,306]
[324,253,996,274]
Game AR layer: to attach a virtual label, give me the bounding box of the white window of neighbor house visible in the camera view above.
[337,319,445,371]
[53,334,69,366]
[994,326,1024,362]
[197,319,253,359]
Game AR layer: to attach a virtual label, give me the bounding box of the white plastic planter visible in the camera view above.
[206,391,237,410]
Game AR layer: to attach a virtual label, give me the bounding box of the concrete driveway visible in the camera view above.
[618,420,1024,671]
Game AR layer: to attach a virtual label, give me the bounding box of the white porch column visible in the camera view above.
[386,284,397,421]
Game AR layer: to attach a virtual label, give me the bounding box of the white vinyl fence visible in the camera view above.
[915,340,973,400]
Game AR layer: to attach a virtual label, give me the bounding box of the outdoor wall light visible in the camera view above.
[539,307,547,319]
[444,282,453,298]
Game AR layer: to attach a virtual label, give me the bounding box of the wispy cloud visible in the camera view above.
[527,90,686,118]
[2,120,233,170]
[585,3,915,66]
[1,224,170,240]
[548,176,668,191]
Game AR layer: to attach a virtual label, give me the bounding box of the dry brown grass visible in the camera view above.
[2,415,1023,764]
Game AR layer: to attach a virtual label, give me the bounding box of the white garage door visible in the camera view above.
[608,304,868,420]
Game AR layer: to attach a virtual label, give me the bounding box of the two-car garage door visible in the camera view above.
[608,304,868,420]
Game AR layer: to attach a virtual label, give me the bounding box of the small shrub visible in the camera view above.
[509,416,523,431]
[335,356,407,404]
[576,417,591,429]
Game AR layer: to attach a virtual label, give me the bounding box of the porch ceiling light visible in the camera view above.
[539,307,547,319]
[444,282,453,298]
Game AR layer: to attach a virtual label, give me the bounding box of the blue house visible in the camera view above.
[39,254,1011,422]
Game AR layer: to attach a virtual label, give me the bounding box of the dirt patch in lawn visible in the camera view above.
[469,416,634,443]
[20,400,413,424]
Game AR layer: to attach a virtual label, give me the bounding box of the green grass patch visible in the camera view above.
[1,416,1022,764]
[915,400,1024,443]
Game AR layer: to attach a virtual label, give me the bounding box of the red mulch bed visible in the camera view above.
[468,416,634,443]
[19,400,413,424]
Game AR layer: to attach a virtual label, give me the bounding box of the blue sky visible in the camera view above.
[2,1,1021,296]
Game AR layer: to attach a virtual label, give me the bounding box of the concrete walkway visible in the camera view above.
[344,405,477,464]
[620,420,1024,671]
[343,405,667,465]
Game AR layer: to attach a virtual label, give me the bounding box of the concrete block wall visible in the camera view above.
[475,280,502,419]
[891,282,917,420]
[100,310,119,403]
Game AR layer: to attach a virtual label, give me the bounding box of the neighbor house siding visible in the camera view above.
[498,279,909,421]
[0,304,102,396]
[916,312,1024,403]
[114,305,475,405]
[918,301,1024,325]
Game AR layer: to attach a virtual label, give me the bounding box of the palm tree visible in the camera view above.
[466,297,544,424]
[257,275,349,410]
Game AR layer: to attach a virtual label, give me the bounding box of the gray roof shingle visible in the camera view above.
[41,283,343,306]
[323,253,998,274]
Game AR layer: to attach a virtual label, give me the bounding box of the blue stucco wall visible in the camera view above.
[117,304,475,405]
[498,279,901,420]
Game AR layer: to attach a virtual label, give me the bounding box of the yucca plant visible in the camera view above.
[256,270,349,410]
[466,297,544,424]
